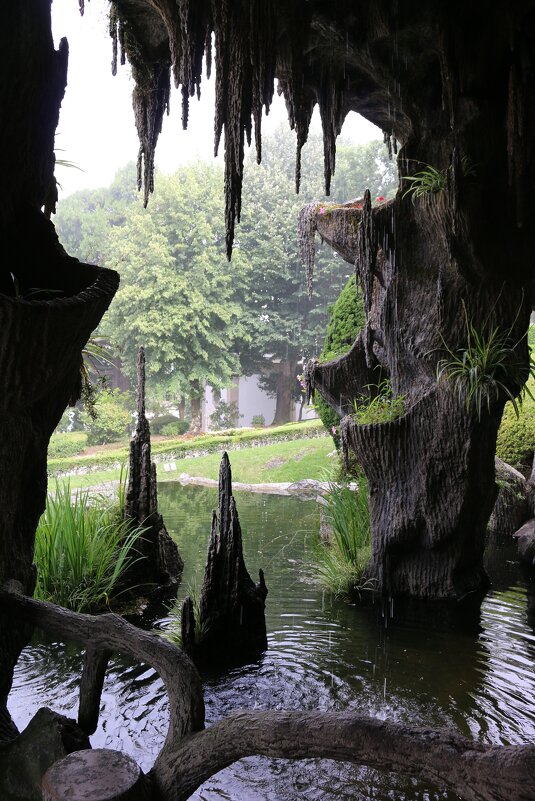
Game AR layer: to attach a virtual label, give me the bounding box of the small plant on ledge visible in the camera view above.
[352,378,406,425]
[402,155,477,203]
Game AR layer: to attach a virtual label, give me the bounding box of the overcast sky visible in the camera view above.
[51,0,382,198]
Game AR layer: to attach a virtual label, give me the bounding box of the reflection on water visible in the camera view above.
[8,483,535,800]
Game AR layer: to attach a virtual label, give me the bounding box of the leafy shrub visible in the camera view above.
[48,432,88,459]
[495,325,534,466]
[34,481,145,612]
[496,401,535,466]
[251,414,265,427]
[316,276,366,446]
[160,420,190,437]
[151,414,186,434]
[311,478,374,601]
[209,400,242,431]
[353,379,405,424]
[81,389,133,445]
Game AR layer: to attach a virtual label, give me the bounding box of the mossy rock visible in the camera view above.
[488,457,529,536]
[496,401,535,468]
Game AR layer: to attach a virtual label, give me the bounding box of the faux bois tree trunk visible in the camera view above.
[0,0,119,742]
[304,190,531,604]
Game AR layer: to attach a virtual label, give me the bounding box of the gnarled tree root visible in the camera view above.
[2,587,534,801]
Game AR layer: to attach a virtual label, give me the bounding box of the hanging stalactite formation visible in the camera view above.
[101,0,416,257]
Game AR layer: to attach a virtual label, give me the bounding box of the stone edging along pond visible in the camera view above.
[80,475,357,500]
[173,475,334,496]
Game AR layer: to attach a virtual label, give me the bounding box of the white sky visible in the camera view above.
[51,0,382,197]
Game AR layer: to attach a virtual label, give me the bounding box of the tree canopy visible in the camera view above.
[55,130,396,419]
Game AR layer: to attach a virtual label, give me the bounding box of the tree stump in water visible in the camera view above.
[182,453,268,660]
[42,749,151,801]
[124,347,183,597]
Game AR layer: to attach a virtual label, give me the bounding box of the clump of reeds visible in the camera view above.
[34,479,145,613]
[311,477,374,601]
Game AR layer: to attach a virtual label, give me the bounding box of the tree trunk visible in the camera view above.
[211,386,221,405]
[42,749,151,801]
[0,707,90,801]
[0,0,119,742]
[0,237,119,739]
[189,380,202,434]
[271,359,297,426]
[306,190,531,603]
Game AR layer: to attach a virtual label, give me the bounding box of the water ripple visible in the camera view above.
[8,487,535,800]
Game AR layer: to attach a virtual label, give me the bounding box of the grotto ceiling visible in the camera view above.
[72,1,535,289]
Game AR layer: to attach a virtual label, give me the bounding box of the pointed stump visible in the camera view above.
[124,347,183,597]
[182,453,268,661]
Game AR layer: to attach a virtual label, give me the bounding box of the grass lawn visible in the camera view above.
[163,437,339,484]
[62,436,339,490]
[61,470,124,491]
[48,419,326,475]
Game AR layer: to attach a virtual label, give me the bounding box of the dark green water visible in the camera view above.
[9,483,535,800]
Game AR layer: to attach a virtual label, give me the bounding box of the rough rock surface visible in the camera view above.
[513,519,535,566]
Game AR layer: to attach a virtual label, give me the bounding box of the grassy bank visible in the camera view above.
[161,437,338,484]
[48,419,326,476]
[65,436,338,490]
[51,420,337,489]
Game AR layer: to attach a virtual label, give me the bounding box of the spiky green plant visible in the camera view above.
[402,163,447,200]
[79,337,116,421]
[436,315,534,420]
[311,478,374,601]
[34,481,146,612]
[163,577,208,648]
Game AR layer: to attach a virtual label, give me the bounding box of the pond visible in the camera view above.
[9,483,535,800]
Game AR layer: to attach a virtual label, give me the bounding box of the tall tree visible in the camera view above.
[101,164,251,415]
[56,163,140,265]
[55,135,396,425]
[236,129,396,423]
